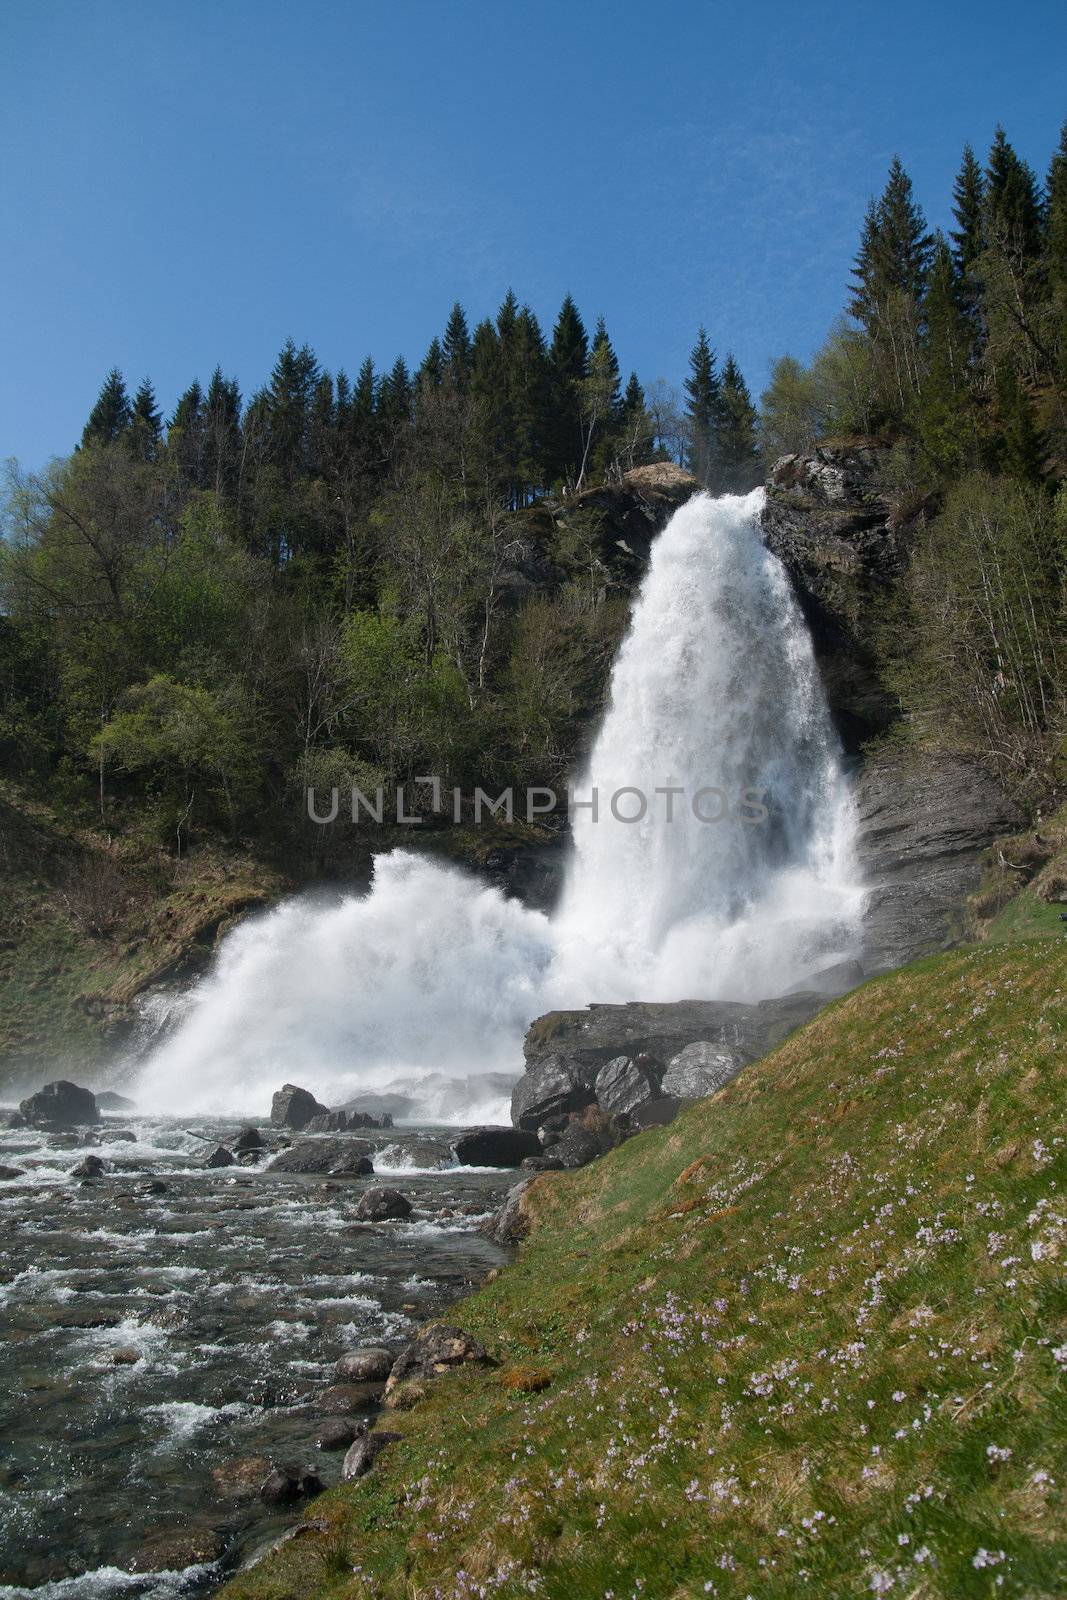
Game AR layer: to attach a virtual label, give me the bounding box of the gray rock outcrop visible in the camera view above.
[19,1080,99,1129]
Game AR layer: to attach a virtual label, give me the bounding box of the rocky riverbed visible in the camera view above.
[0,1113,515,1597]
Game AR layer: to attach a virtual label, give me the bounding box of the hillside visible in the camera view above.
[225,936,1066,1600]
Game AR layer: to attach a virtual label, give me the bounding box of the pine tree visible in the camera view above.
[950,144,986,276]
[81,368,131,448]
[684,327,723,485]
[996,367,1045,485]
[617,372,654,470]
[442,302,472,382]
[203,368,242,500]
[267,340,321,483]
[308,371,337,479]
[1046,121,1067,391]
[718,355,760,490]
[985,127,1044,261]
[128,378,163,462]
[850,157,933,332]
[918,234,978,474]
[417,337,445,389]
[168,379,206,485]
[378,357,413,437]
[546,295,589,486]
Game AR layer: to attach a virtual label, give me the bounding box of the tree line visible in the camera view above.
[2,120,1064,856]
[0,295,759,854]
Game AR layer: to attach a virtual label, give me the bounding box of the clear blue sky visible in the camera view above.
[1,0,1064,470]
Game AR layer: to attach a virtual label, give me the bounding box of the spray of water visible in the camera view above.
[135,491,864,1119]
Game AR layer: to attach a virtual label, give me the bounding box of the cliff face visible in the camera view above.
[759,442,925,750]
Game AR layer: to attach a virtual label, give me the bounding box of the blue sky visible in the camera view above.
[1,0,1064,469]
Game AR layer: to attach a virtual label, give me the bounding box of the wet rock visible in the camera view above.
[341,1426,403,1481]
[335,1345,394,1382]
[96,1091,137,1111]
[0,1110,26,1129]
[594,1053,663,1118]
[449,1126,541,1167]
[236,1149,263,1166]
[108,1347,141,1365]
[784,957,866,997]
[128,1525,225,1572]
[316,1417,360,1451]
[354,1186,411,1222]
[0,1165,24,1181]
[233,1127,265,1151]
[661,1041,742,1100]
[386,1324,490,1394]
[211,1454,271,1501]
[19,1080,99,1129]
[98,1128,137,1143]
[260,1462,323,1505]
[481,1179,535,1246]
[629,1095,681,1129]
[71,1155,105,1179]
[270,1083,330,1130]
[206,1144,236,1168]
[856,747,1016,971]
[268,1136,375,1176]
[317,1381,383,1414]
[511,1053,595,1131]
[304,1110,354,1133]
[137,1178,169,1195]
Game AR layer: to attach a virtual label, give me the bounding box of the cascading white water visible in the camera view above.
[135,490,864,1119]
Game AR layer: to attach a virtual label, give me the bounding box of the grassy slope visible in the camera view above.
[225,938,1066,1600]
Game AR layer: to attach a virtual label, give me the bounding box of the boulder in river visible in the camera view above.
[260,1463,323,1505]
[211,1454,272,1501]
[206,1144,236,1168]
[304,1110,354,1133]
[71,1155,105,1179]
[270,1083,330,1130]
[96,1091,137,1112]
[233,1127,265,1151]
[449,1126,541,1167]
[268,1136,375,1175]
[335,1345,394,1382]
[355,1186,411,1222]
[386,1323,490,1393]
[316,1417,360,1451]
[0,1164,24,1181]
[19,1080,99,1129]
[317,1381,384,1414]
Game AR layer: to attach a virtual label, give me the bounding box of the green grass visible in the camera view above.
[984,890,1066,945]
[224,939,1066,1600]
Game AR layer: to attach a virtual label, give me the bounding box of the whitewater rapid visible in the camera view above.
[135,490,864,1119]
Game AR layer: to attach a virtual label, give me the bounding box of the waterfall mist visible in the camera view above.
[135,491,864,1120]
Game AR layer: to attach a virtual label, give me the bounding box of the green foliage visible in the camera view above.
[881,473,1064,805]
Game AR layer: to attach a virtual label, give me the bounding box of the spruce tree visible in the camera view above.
[547,295,589,486]
[442,301,472,382]
[81,368,131,448]
[417,337,445,389]
[684,327,723,485]
[996,366,1045,485]
[985,127,1044,261]
[267,340,321,484]
[203,368,242,499]
[1046,121,1067,390]
[719,355,760,490]
[918,234,977,474]
[951,144,986,276]
[128,378,163,462]
[850,157,933,332]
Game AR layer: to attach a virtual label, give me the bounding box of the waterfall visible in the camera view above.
[134,490,863,1119]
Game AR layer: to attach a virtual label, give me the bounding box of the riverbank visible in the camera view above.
[220,936,1067,1600]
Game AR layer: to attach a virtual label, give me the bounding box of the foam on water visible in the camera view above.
[134,491,864,1119]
